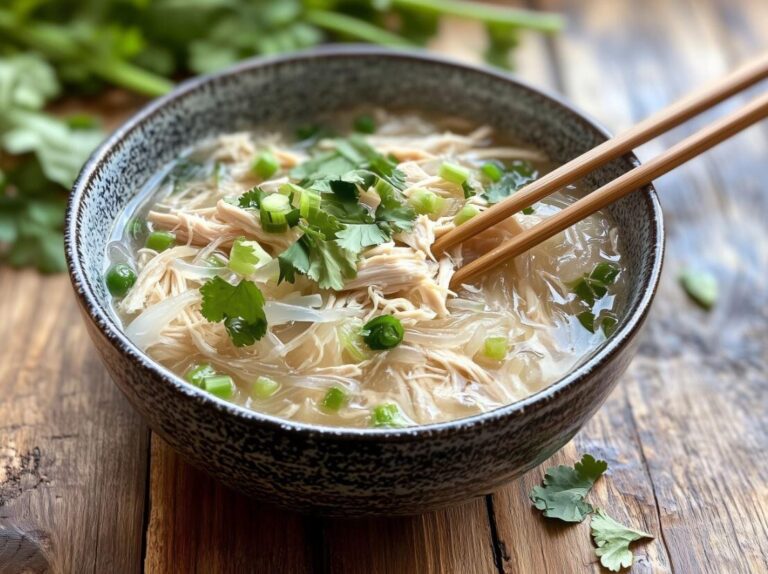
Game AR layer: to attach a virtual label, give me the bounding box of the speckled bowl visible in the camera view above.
[65,46,663,517]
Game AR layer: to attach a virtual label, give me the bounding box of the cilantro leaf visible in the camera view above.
[307,234,358,290]
[335,223,390,253]
[278,228,357,291]
[530,454,608,522]
[483,160,538,205]
[278,239,310,284]
[290,150,357,181]
[200,276,267,347]
[238,186,267,209]
[591,509,653,572]
[374,179,416,233]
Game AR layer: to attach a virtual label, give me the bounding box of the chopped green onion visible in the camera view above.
[260,193,292,233]
[577,311,596,333]
[229,237,270,276]
[372,403,406,428]
[105,263,137,297]
[253,151,279,179]
[128,217,146,240]
[408,188,446,216]
[184,363,216,388]
[353,114,376,134]
[590,262,620,285]
[454,204,480,226]
[679,269,718,310]
[203,375,234,399]
[482,336,508,361]
[481,161,504,182]
[251,376,280,399]
[299,188,322,220]
[337,321,369,362]
[363,315,404,350]
[439,162,470,185]
[207,253,227,268]
[601,316,618,337]
[321,387,347,412]
[146,230,175,252]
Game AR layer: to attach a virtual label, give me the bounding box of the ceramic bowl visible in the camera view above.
[66,46,663,517]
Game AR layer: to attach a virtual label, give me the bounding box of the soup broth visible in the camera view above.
[106,110,625,428]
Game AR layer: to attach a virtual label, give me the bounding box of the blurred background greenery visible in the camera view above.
[0,0,561,274]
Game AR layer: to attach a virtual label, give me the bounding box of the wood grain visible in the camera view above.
[489,1,768,573]
[0,272,149,574]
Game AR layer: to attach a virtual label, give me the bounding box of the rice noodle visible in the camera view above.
[109,109,626,429]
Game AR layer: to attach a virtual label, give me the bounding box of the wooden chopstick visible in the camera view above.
[448,91,768,288]
[432,53,768,258]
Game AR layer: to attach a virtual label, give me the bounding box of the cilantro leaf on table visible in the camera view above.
[200,276,267,347]
[590,509,653,572]
[530,453,608,522]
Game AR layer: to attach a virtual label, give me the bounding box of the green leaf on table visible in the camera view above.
[590,509,653,572]
[679,268,718,310]
[200,276,267,347]
[530,454,608,522]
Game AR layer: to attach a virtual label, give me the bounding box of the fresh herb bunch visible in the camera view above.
[0,53,103,272]
[0,0,562,273]
[0,1,563,98]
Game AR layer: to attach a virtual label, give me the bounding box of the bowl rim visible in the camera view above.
[66,45,664,441]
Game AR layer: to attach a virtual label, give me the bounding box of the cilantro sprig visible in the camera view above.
[591,509,654,572]
[530,454,654,572]
[265,136,416,291]
[530,453,607,522]
[200,276,267,347]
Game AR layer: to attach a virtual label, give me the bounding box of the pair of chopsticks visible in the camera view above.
[438,54,768,288]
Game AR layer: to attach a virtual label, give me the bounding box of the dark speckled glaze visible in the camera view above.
[65,46,663,517]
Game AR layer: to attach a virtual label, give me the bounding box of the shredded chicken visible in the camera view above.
[113,109,625,428]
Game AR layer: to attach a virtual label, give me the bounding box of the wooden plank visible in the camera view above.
[487,0,768,572]
[0,271,148,574]
[144,437,315,574]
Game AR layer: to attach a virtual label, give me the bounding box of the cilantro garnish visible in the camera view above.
[335,224,391,253]
[273,140,416,290]
[483,160,538,212]
[591,509,653,572]
[200,276,267,347]
[238,186,267,209]
[530,453,607,522]
[278,227,357,290]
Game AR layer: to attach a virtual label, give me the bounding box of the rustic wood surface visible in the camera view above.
[1,1,767,572]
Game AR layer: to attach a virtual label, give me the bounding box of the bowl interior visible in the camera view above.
[68,47,662,427]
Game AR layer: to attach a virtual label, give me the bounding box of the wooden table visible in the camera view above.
[2,1,767,572]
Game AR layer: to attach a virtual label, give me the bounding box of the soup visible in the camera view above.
[105,110,625,429]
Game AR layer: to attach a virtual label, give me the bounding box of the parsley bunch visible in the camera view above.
[530,454,654,572]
